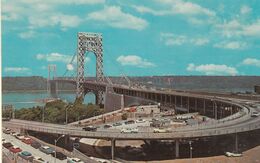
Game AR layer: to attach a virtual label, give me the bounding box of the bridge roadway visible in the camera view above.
[52,78,260,102]
[3,103,260,140]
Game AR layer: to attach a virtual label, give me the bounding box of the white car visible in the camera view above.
[67,157,84,163]
[153,128,170,133]
[251,112,260,117]
[135,119,146,123]
[33,156,48,163]
[121,128,138,133]
[225,152,242,157]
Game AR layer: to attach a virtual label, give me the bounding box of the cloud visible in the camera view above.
[116,55,155,68]
[160,33,209,46]
[36,53,90,63]
[242,58,260,67]
[139,0,216,16]
[215,19,260,38]
[214,41,247,50]
[4,67,31,73]
[29,14,82,29]
[66,64,74,71]
[87,6,148,30]
[19,30,36,39]
[187,63,238,76]
[240,5,251,15]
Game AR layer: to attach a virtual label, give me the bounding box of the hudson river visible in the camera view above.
[2,91,95,109]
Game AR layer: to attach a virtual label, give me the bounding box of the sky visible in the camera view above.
[2,0,260,77]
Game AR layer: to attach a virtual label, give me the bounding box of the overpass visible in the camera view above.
[3,96,260,159]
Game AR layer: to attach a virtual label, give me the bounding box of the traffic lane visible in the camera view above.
[2,133,67,163]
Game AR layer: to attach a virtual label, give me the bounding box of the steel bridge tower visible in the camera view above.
[76,32,104,104]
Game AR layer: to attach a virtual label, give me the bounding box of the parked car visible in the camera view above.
[121,128,138,133]
[135,119,146,123]
[31,141,41,149]
[153,128,170,133]
[103,124,112,129]
[251,112,260,117]
[225,152,242,157]
[18,151,34,162]
[113,122,122,126]
[2,142,13,149]
[3,128,12,134]
[22,137,33,144]
[9,146,22,153]
[82,126,97,131]
[124,120,135,125]
[39,146,54,154]
[16,135,25,140]
[33,156,48,163]
[51,152,67,160]
[67,157,84,163]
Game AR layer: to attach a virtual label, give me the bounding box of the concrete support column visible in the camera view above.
[187,97,190,113]
[235,133,238,153]
[180,96,183,107]
[195,98,198,111]
[111,139,116,160]
[203,99,206,115]
[64,135,70,145]
[175,139,179,158]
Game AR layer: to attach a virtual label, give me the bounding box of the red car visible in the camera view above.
[9,146,22,153]
[22,137,32,144]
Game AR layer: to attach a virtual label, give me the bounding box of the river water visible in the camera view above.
[2,91,95,109]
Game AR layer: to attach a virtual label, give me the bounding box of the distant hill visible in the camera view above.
[2,76,260,93]
[2,76,75,92]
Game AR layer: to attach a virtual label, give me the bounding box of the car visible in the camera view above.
[33,156,48,163]
[67,157,84,163]
[22,137,33,144]
[153,128,170,133]
[31,141,41,149]
[125,120,135,125]
[2,142,13,149]
[3,128,12,134]
[18,151,34,162]
[82,126,97,131]
[225,152,242,157]
[121,128,138,133]
[103,124,112,128]
[9,146,22,153]
[39,146,54,154]
[51,152,67,160]
[251,112,260,117]
[16,135,25,140]
[135,119,146,123]
[113,122,122,126]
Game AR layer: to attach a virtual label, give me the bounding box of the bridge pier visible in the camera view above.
[175,139,179,158]
[111,139,116,160]
[235,133,238,153]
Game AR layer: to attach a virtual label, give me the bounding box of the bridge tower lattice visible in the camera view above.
[77,32,104,104]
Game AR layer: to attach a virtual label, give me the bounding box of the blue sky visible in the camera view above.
[2,0,260,77]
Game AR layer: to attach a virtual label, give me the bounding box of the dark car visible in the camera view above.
[103,124,112,129]
[51,152,67,160]
[2,142,13,149]
[31,141,41,149]
[125,120,135,125]
[82,126,97,131]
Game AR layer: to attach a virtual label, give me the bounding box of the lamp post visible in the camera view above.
[54,134,65,163]
[189,141,193,158]
[42,106,45,123]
